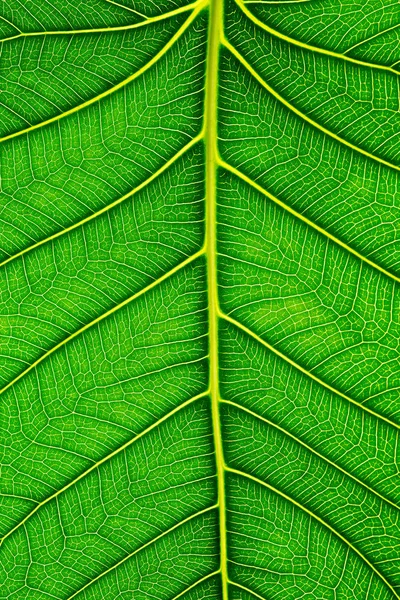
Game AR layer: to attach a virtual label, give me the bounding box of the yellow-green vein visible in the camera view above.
[0,391,209,546]
[0,2,200,43]
[0,133,203,269]
[0,248,205,397]
[221,398,400,511]
[171,571,221,600]
[344,23,400,54]
[226,466,400,599]
[229,580,267,600]
[66,504,218,600]
[104,0,148,19]
[0,1,206,144]
[235,0,400,75]
[205,0,228,598]
[222,37,400,172]
[221,311,400,431]
[219,159,400,285]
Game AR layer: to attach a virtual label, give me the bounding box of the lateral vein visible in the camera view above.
[228,580,268,600]
[65,504,218,599]
[221,399,400,511]
[0,391,209,546]
[0,3,201,42]
[225,466,400,599]
[170,570,221,600]
[0,248,205,397]
[218,159,400,285]
[235,0,400,75]
[0,2,206,144]
[222,37,400,173]
[220,311,400,431]
[344,23,400,54]
[0,133,203,270]
[104,0,148,19]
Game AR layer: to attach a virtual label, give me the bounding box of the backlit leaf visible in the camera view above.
[1,0,399,598]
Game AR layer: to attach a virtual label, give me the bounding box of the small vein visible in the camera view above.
[0,133,203,269]
[226,467,400,599]
[220,311,400,431]
[0,493,39,504]
[170,570,221,600]
[218,159,400,285]
[65,503,217,599]
[235,0,400,75]
[344,23,400,54]
[0,2,206,144]
[0,3,200,43]
[221,399,400,511]
[0,15,21,35]
[0,391,209,546]
[222,38,400,172]
[229,580,268,600]
[0,248,205,397]
[103,0,149,19]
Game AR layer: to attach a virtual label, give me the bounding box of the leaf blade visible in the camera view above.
[1,0,400,598]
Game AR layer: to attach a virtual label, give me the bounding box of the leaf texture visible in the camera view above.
[0,0,400,598]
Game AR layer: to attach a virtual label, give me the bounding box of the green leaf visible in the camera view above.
[1,0,400,598]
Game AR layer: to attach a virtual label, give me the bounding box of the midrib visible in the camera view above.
[204,0,228,597]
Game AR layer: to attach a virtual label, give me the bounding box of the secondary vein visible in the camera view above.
[65,504,218,599]
[228,580,268,600]
[226,466,400,599]
[0,2,206,144]
[221,398,400,511]
[218,159,400,285]
[0,133,203,270]
[0,3,200,43]
[222,37,400,173]
[0,249,205,397]
[221,311,400,431]
[235,0,400,75]
[0,391,209,546]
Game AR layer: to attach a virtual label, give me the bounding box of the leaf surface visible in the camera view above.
[1,0,400,598]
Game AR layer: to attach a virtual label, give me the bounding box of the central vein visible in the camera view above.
[204,0,228,597]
